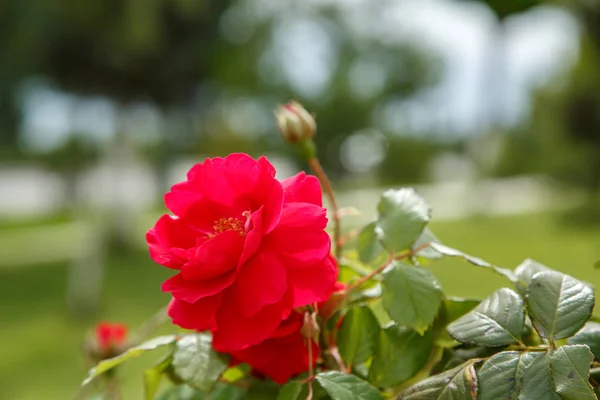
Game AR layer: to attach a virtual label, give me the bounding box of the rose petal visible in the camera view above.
[162,272,235,303]
[264,203,331,268]
[167,295,222,332]
[147,215,197,269]
[232,251,287,317]
[226,312,318,384]
[181,230,244,280]
[255,157,283,233]
[213,289,292,351]
[281,172,322,206]
[287,256,339,307]
[238,207,263,266]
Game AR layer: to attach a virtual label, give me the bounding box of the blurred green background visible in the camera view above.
[1,0,600,398]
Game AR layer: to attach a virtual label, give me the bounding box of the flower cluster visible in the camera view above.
[147,153,340,382]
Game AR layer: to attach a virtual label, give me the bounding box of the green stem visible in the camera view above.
[308,157,342,259]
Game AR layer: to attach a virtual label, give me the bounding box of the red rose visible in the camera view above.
[95,322,127,354]
[223,311,318,384]
[147,154,338,350]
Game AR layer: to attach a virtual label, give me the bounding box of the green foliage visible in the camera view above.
[171,333,229,393]
[337,305,380,369]
[447,288,525,347]
[526,271,595,341]
[568,322,600,360]
[368,325,432,388]
[375,188,431,256]
[398,361,480,399]
[82,335,178,386]
[316,371,382,400]
[381,262,442,333]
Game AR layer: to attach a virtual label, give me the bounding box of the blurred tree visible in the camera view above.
[492,0,600,222]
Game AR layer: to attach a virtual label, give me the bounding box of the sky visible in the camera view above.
[21,0,581,151]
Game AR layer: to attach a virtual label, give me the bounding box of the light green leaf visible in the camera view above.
[514,258,552,296]
[338,305,380,368]
[568,322,600,360]
[368,325,432,388]
[429,242,517,283]
[316,371,383,400]
[526,271,595,341]
[375,188,431,255]
[357,222,389,267]
[398,361,480,399]
[172,333,229,393]
[277,381,304,400]
[221,363,250,383]
[382,262,442,334]
[144,354,173,400]
[82,335,178,386]
[412,228,443,260]
[550,345,597,400]
[447,288,525,347]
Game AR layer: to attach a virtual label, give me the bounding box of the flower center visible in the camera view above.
[213,217,246,236]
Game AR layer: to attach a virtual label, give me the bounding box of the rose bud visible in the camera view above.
[88,322,128,360]
[274,101,316,144]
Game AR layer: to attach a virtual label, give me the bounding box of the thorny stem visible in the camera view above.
[105,375,122,400]
[308,157,342,259]
[344,242,433,294]
[591,367,600,376]
[306,332,315,400]
[329,346,348,373]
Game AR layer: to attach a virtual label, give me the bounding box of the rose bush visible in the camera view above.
[146,153,338,351]
[81,102,600,400]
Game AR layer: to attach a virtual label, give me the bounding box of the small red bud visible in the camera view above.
[274,101,316,144]
[86,322,129,360]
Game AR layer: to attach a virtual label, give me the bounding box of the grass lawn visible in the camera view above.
[1,212,599,399]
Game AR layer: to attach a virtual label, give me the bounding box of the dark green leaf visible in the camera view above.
[478,351,523,399]
[172,333,229,393]
[382,262,442,334]
[357,222,389,267]
[435,298,480,348]
[550,345,597,400]
[447,288,525,346]
[144,354,173,400]
[246,380,280,400]
[277,381,304,400]
[82,335,178,386]
[526,271,595,341]
[568,322,600,360]
[429,242,517,283]
[375,188,431,255]
[316,371,383,400]
[478,351,561,400]
[338,305,380,368]
[398,361,480,399]
[514,258,552,296]
[207,383,246,400]
[368,325,432,388]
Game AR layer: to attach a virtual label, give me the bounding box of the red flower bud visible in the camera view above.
[274,101,316,144]
[94,322,128,357]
